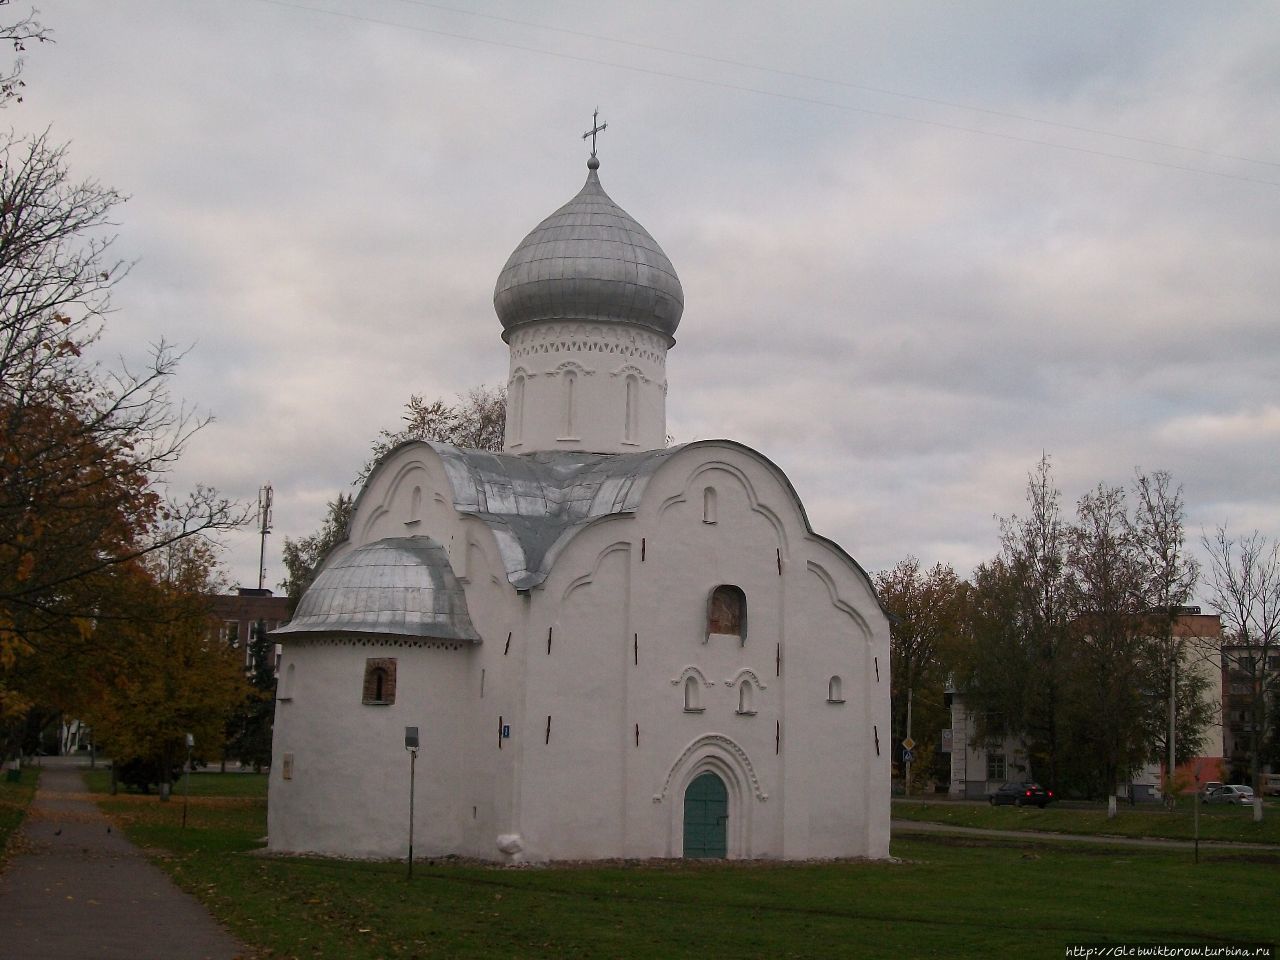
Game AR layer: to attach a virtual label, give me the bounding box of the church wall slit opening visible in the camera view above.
[634,633,638,666]
[545,715,551,744]
[504,632,512,655]
[498,715,504,750]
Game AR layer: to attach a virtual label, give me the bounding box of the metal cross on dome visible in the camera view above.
[582,108,607,157]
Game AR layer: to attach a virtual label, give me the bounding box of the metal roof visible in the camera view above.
[493,159,684,342]
[430,444,681,590]
[274,536,479,642]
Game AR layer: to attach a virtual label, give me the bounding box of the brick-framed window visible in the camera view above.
[362,658,397,705]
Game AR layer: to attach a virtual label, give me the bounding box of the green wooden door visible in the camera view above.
[683,772,728,858]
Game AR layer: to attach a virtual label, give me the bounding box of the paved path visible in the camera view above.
[892,817,1279,852]
[0,758,251,960]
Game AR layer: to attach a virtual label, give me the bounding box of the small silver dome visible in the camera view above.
[274,537,479,642]
[494,161,684,341]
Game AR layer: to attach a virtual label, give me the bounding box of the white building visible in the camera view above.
[268,150,891,863]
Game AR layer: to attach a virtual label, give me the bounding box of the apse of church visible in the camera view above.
[268,122,891,863]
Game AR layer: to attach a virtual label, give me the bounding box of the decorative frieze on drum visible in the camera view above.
[508,323,668,368]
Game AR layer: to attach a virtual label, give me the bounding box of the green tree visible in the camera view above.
[280,493,354,607]
[283,386,505,603]
[875,557,967,791]
[225,618,275,771]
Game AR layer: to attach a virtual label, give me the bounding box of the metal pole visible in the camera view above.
[182,738,192,829]
[904,687,913,797]
[1167,641,1178,809]
[1193,767,1201,864]
[407,748,417,879]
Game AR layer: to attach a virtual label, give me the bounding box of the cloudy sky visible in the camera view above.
[18,1,1280,595]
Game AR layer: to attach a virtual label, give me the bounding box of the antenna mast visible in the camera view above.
[257,483,273,591]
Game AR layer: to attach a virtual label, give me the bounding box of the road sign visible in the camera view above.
[901,736,916,752]
[902,748,914,764]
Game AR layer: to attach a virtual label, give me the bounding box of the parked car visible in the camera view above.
[1263,774,1280,797]
[1203,784,1255,806]
[989,782,1054,808]
[1200,780,1222,801]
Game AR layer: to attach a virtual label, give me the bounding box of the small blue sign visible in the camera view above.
[901,748,914,764]
[501,724,511,739]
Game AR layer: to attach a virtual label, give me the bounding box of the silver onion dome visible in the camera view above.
[494,158,684,341]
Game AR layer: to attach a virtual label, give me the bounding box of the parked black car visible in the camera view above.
[989,781,1054,808]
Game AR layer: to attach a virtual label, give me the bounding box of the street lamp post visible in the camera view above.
[182,733,194,829]
[405,727,419,879]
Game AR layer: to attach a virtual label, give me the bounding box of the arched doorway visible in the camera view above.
[683,771,728,858]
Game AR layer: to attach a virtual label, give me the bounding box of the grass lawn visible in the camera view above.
[0,765,38,856]
[894,799,1280,845]
[85,776,1280,959]
[82,767,269,799]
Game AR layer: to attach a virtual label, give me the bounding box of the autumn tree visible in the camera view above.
[1203,527,1280,817]
[875,557,967,790]
[962,455,1073,792]
[359,385,505,480]
[76,538,249,795]
[961,458,1208,807]
[1,19,242,734]
[0,4,48,106]
[1127,469,1199,805]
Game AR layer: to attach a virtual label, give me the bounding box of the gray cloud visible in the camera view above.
[22,0,1280,593]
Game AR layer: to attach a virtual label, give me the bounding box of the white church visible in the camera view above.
[268,142,891,863]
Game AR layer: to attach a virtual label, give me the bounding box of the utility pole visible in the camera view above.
[257,484,273,591]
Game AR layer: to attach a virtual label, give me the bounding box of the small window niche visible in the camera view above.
[827,675,845,704]
[362,658,397,705]
[278,662,295,702]
[702,486,717,524]
[406,485,422,526]
[736,680,756,716]
[706,585,747,643]
[683,676,704,713]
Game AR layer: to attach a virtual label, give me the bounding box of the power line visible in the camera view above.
[387,0,1279,172]
[251,0,1280,188]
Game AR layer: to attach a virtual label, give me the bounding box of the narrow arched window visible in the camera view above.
[702,486,717,524]
[706,585,747,642]
[511,374,525,445]
[409,485,422,523]
[362,658,397,705]
[562,370,577,438]
[624,374,639,442]
[828,675,844,703]
[737,680,755,714]
[683,676,702,712]
[278,662,295,701]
